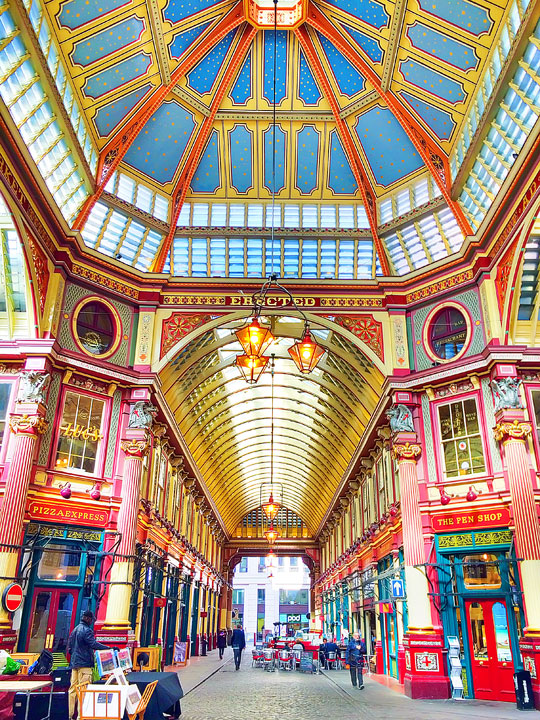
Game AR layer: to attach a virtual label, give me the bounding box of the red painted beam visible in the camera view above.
[153,24,258,272]
[306,2,473,238]
[73,3,246,231]
[295,25,391,276]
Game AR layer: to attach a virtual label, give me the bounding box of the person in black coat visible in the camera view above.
[231,625,246,670]
[217,628,227,659]
[345,631,366,689]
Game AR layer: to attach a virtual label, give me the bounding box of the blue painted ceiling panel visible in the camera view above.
[398,91,456,140]
[230,51,252,104]
[407,22,479,72]
[341,23,383,63]
[298,50,321,105]
[320,0,389,29]
[83,52,152,99]
[94,83,152,136]
[186,29,237,95]
[399,58,466,105]
[229,124,253,193]
[328,130,358,194]
[355,106,424,186]
[124,100,197,184]
[296,125,320,195]
[169,21,212,60]
[264,125,286,193]
[263,30,288,104]
[72,17,144,68]
[58,0,128,30]
[191,130,220,192]
[417,0,493,36]
[318,33,365,97]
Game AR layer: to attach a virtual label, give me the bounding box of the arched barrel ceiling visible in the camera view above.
[160,316,384,533]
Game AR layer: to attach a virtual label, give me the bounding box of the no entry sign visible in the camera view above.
[2,583,23,613]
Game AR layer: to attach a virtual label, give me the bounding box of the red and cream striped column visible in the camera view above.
[393,425,448,699]
[494,413,540,630]
[101,436,150,641]
[393,436,432,632]
[0,411,48,646]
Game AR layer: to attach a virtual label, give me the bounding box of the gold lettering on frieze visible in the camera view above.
[161,294,383,308]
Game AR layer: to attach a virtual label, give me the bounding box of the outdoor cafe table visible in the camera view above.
[0,679,53,720]
[125,672,183,720]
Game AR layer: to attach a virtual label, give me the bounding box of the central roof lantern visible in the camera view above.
[244,0,307,29]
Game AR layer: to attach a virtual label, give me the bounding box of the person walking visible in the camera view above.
[231,624,246,670]
[346,631,366,689]
[67,610,110,719]
[217,628,227,660]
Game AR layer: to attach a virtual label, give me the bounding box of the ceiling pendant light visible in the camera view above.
[262,491,280,522]
[265,524,280,545]
[235,316,274,358]
[288,325,326,374]
[235,353,269,384]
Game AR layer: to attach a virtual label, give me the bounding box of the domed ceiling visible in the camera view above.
[36,0,516,272]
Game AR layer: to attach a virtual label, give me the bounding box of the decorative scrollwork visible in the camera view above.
[120,438,151,458]
[9,414,48,436]
[493,420,532,443]
[392,442,422,461]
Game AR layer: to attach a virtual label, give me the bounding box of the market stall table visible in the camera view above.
[2,680,53,720]
[126,672,182,720]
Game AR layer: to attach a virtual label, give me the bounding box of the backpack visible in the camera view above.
[28,649,54,675]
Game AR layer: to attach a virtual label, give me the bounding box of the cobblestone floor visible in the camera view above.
[179,652,526,720]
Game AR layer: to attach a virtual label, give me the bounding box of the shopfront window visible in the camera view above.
[469,602,488,660]
[279,589,308,605]
[438,398,486,478]
[55,391,105,474]
[463,554,501,589]
[232,589,244,604]
[37,544,81,582]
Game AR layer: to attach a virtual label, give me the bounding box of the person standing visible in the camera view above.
[217,628,227,660]
[231,624,246,670]
[346,631,366,689]
[67,610,110,719]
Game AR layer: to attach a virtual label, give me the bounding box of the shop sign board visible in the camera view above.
[2,583,23,612]
[27,499,109,527]
[287,614,301,623]
[173,641,187,664]
[432,507,510,533]
[299,651,314,674]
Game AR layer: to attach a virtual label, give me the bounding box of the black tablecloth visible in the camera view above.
[126,672,183,720]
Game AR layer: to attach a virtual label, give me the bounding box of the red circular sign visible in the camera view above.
[3,583,23,613]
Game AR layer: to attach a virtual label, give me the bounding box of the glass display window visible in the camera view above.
[55,390,105,474]
[72,297,122,359]
[437,397,486,478]
[37,543,81,582]
[463,554,502,589]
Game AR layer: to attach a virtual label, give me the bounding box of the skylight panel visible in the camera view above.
[357,240,373,278]
[284,205,300,228]
[385,234,409,275]
[229,205,245,227]
[320,206,336,229]
[301,239,318,278]
[172,237,189,276]
[338,206,355,229]
[117,174,136,204]
[229,238,245,277]
[247,238,263,277]
[154,194,169,222]
[192,204,209,226]
[247,204,263,227]
[210,238,226,277]
[177,203,190,226]
[396,189,411,216]
[265,204,281,228]
[211,204,227,226]
[302,205,317,228]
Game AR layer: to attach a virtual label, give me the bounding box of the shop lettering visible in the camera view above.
[229,295,316,307]
[433,508,510,532]
[59,422,103,442]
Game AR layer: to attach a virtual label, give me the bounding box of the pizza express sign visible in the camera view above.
[27,500,109,528]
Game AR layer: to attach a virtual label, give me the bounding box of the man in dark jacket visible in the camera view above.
[67,610,109,719]
[345,631,366,689]
[230,624,246,670]
[217,628,227,659]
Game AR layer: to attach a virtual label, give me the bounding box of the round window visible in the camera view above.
[75,300,116,356]
[429,306,468,360]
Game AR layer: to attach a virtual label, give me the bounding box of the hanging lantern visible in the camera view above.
[264,525,280,545]
[235,354,269,384]
[262,492,280,522]
[235,317,274,357]
[288,329,325,374]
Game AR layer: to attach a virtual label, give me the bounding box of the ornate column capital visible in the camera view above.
[392,442,422,461]
[120,438,151,458]
[494,419,532,444]
[9,414,48,436]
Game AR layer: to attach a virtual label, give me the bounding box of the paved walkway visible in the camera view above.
[175,649,528,719]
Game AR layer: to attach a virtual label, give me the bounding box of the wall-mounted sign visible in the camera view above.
[59,423,103,442]
[287,614,301,623]
[432,508,510,533]
[2,583,23,613]
[27,500,109,528]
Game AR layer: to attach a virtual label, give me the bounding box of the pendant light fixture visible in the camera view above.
[234,0,326,384]
[262,355,281,522]
[264,525,280,545]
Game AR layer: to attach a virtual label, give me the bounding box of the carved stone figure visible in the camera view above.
[128,401,158,430]
[491,377,523,412]
[386,404,415,433]
[17,371,50,405]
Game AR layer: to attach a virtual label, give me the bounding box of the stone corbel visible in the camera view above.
[360,457,374,470]
[349,479,360,492]
[377,426,392,441]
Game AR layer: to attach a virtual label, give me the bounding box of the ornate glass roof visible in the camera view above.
[1,0,537,275]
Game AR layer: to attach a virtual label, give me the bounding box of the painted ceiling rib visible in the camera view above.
[153,23,258,272]
[295,25,391,276]
[72,2,246,231]
[305,1,474,239]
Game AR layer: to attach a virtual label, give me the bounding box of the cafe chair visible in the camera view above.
[251,648,264,668]
[277,649,293,671]
[292,649,302,669]
[127,680,158,720]
[263,648,275,672]
[326,651,340,670]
